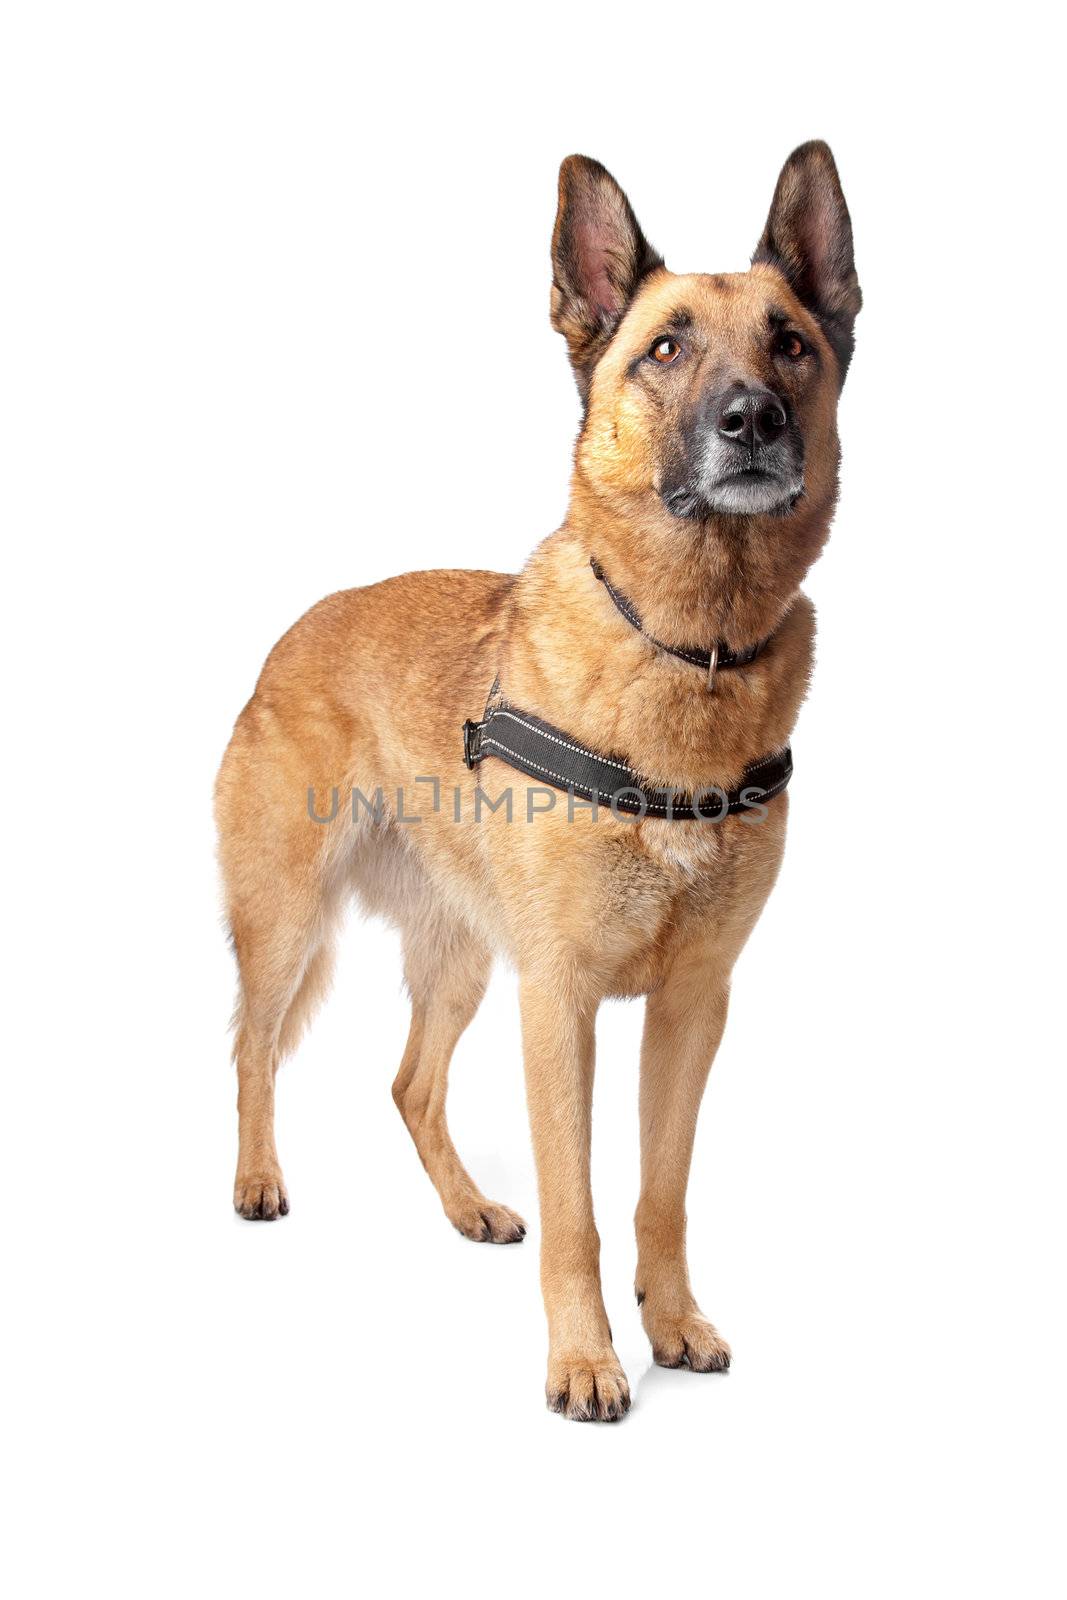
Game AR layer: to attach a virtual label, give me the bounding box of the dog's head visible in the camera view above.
[551,143,860,526]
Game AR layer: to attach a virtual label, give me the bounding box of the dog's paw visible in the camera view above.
[234,1169,289,1221]
[546,1353,631,1421]
[646,1311,731,1372]
[449,1197,526,1244]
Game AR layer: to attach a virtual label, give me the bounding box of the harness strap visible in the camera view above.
[463,702,792,821]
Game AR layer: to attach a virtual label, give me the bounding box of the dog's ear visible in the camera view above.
[753,141,862,381]
[551,155,663,401]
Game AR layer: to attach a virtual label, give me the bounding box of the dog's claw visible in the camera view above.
[449,1198,526,1244]
[647,1313,731,1373]
[234,1172,289,1221]
[546,1356,631,1422]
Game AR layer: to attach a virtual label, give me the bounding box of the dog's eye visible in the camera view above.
[650,337,681,364]
[775,331,807,360]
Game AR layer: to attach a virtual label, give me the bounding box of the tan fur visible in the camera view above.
[216,147,857,1419]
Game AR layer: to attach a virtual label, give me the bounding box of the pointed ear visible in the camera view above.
[753,141,862,380]
[551,155,663,400]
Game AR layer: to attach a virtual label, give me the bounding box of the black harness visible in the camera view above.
[462,558,794,822]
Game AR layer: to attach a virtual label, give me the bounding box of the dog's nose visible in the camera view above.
[717,388,788,449]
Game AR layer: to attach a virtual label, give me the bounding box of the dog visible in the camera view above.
[215,141,860,1420]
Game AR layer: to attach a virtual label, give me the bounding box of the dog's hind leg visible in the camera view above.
[392,910,525,1244]
[226,870,342,1219]
[217,718,346,1221]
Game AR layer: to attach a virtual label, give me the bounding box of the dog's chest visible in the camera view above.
[593,809,786,997]
[636,818,729,879]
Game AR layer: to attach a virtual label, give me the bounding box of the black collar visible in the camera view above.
[590,556,766,685]
[463,700,792,822]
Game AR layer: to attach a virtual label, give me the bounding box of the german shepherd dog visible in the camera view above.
[216,142,860,1420]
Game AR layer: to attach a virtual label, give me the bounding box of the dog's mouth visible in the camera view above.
[662,467,804,521]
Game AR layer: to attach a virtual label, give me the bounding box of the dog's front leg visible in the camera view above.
[520,971,629,1421]
[634,951,733,1373]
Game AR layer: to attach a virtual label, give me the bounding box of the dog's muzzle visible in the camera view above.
[661,382,805,518]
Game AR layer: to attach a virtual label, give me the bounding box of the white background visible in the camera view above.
[2,4,1063,1596]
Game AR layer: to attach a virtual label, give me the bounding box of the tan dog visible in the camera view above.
[215,142,860,1420]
